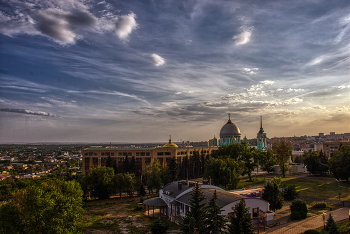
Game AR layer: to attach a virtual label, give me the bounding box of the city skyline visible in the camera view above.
[1,0,349,143]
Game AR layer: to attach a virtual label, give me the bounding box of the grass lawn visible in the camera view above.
[79,199,180,233]
[282,176,350,201]
[313,219,350,234]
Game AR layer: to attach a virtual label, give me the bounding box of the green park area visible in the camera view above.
[282,176,350,201]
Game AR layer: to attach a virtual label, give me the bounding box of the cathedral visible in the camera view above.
[209,114,267,151]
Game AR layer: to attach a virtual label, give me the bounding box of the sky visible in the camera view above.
[0,0,349,143]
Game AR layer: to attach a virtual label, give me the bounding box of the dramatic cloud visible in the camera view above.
[115,12,137,40]
[150,54,166,66]
[0,108,57,117]
[233,26,253,45]
[31,9,97,44]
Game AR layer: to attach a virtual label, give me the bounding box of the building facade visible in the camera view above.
[82,138,218,174]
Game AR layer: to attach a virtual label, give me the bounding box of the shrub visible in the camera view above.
[285,184,300,201]
[150,218,170,234]
[290,199,308,214]
[299,210,307,219]
[311,202,327,209]
[303,230,320,234]
[291,211,301,221]
[326,213,336,231]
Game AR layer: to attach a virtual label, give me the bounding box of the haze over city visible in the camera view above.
[0,0,349,143]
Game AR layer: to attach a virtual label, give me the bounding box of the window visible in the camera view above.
[166,158,171,162]
[159,158,163,163]
[85,158,90,163]
[123,152,127,156]
[165,152,171,155]
[85,153,88,156]
[94,153,97,156]
[146,152,150,156]
[101,153,104,156]
[88,152,93,156]
[145,158,151,163]
[85,166,89,170]
[101,158,107,163]
[105,152,110,156]
[136,158,142,163]
[136,152,140,156]
[177,157,181,162]
[157,152,164,156]
[140,152,145,156]
[181,152,184,155]
[177,152,180,155]
[118,152,122,156]
[190,151,193,154]
[128,153,132,156]
[111,153,114,156]
[92,158,98,163]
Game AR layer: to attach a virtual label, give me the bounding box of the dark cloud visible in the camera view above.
[0,108,57,117]
[31,8,97,44]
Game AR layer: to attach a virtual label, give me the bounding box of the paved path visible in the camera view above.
[261,207,350,234]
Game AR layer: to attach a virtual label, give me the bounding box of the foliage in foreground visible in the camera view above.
[203,190,227,234]
[228,198,255,234]
[180,183,207,234]
[150,218,170,234]
[261,180,284,212]
[0,179,84,234]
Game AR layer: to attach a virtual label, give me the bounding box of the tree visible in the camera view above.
[168,157,178,181]
[329,145,350,182]
[82,166,115,199]
[204,158,241,189]
[284,184,300,200]
[260,150,276,173]
[112,159,118,174]
[204,190,227,234]
[0,179,84,234]
[272,140,293,177]
[261,181,284,212]
[160,164,171,186]
[106,155,113,168]
[181,183,207,234]
[129,156,136,174]
[193,151,202,177]
[303,150,329,176]
[179,156,189,180]
[123,155,130,173]
[241,147,258,181]
[124,173,136,197]
[151,218,170,234]
[114,173,127,198]
[228,198,254,234]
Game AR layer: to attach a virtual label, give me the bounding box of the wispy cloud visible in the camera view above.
[0,108,58,117]
[233,26,253,45]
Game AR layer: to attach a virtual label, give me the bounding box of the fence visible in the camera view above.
[299,195,350,208]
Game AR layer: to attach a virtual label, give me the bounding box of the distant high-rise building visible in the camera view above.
[319,133,324,137]
[257,116,267,151]
[330,132,336,135]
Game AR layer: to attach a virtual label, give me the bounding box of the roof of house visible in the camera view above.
[176,188,245,207]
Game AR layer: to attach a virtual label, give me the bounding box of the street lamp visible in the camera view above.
[322,212,326,229]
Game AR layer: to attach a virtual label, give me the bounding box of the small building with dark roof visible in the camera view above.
[144,180,275,226]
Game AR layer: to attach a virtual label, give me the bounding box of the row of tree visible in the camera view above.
[302,145,350,181]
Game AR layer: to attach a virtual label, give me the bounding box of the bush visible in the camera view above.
[290,199,308,214]
[326,213,336,231]
[299,210,307,219]
[150,218,170,234]
[291,211,301,221]
[311,202,327,209]
[284,184,300,201]
[303,230,320,234]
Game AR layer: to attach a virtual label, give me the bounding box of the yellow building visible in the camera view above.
[82,137,218,174]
